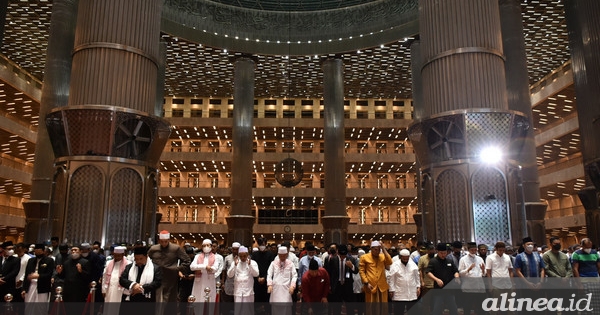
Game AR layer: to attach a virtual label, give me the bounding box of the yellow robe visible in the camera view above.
[359,251,393,302]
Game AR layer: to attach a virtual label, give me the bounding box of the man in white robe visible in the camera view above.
[102,246,130,315]
[190,239,223,315]
[21,244,55,315]
[227,246,259,315]
[267,246,297,315]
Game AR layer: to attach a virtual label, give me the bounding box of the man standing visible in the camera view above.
[426,243,460,315]
[147,230,191,306]
[514,236,545,289]
[102,246,130,314]
[388,249,420,314]
[458,242,486,315]
[80,242,106,302]
[478,244,489,262]
[222,242,241,303]
[359,241,393,303]
[119,246,162,303]
[190,239,222,313]
[13,243,30,303]
[55,245,91,302]
[485,241,513,314]
[417,243,435,313]
[21,244,55,315]
[297,243,322,287]
[543,237,572,278]
[0,241,19,303]
[572,238,600,312]
[227,246,259,315]
[267,246,297,315]
[252,237,275,303]
[300,259,330,315]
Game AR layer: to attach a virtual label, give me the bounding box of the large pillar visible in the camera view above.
[321,57,349,245]
[45,0,170,245]
[499,0,546,244]
[22,0,79,244]
[227,56,256,246]
[408,0,530,245]
[564,0,600,245]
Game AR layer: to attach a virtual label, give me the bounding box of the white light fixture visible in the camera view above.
[479,146,503,164]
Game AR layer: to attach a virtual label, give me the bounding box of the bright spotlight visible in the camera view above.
[479,146,502,164]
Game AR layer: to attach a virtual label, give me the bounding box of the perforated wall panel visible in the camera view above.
[107,168,143,245]
[65,165,105,244]
[435,169,469,242]
[472,167,510,245]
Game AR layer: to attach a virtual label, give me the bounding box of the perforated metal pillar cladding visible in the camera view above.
[434,169,469,242]
[472,167,510,245]
[57,162,150,245]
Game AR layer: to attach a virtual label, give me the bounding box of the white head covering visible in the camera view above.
[290,246,295,252]
[399,249,411,256]
[113,246,126,254]
[358,249,366,255]
[370,240,381,248]
[232,242,241,248]
[252,247,259,252]
[278,246,288,254]
[238,246,248,253]
[159,230,170,240]
[202,239,212,245]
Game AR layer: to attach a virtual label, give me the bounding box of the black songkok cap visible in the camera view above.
[467,242,477,249]
[0,241,13,248]
[338,246,348,255]
[436,243,448,251]
[451,241,463,249]
[522,236,533,244]
[309,259,319,271]
[133,246,148,256]
[34,243,45,250]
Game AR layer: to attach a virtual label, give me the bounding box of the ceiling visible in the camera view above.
[0,0,582,204]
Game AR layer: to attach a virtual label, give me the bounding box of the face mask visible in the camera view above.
[203,247,212,254]
[525,245,534,252]
[258,245,266,251]
[71,253,80,260]
[307,254,314,259]
[552,244,561,251]
[329,248,336,255]
[93,249,99,254]
[7,250,14,256]
[468,253,476,258]
[81,252,89,257]
[583,248,592,254]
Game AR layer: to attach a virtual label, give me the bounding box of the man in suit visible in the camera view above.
[22,244,55,314]
[119,246,162,302]
[328,245,358,315]
[0,241,20,303]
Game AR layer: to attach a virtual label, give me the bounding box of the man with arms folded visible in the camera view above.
[227,246,259,315]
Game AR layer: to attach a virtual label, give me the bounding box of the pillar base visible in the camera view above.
[22,200,50,243]
[226,215,255,246]
[321,215,350,245]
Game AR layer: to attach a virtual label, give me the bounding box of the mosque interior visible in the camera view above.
[0,0,589,248]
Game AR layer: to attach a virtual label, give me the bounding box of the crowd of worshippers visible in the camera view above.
[1,230,599,315]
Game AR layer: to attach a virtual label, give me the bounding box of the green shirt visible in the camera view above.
[542,250,572,278]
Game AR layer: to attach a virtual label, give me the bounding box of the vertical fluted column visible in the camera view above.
[499,0,546,244]
[23,0,79,244]
[45,0,168,245]
[565,0,600,245]
[227,56,256,246]
[410,41,425,120]
[321,57,349,245]
[420,0,507,116]
[69,0,161,111]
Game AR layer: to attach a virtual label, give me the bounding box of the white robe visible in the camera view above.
[227,259,259,299]
[24,259,49,315]
[266,258,297,303]
[190,252,223,315]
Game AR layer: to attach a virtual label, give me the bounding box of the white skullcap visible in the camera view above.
[184,243,191,246]
[290,246,295,252]
[232,242,241,248]
[238,246,248,253]
[113,246,126,254]
[370,240,381,248]
[278,246,288,254]
[159,230,170,240]
[358,249,366,255]
[399,249,410,256]
[252,247,259,252]
[202,239,212,245]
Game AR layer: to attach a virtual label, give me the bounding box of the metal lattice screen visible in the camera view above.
[472,167,510,245]
[65,165,105,244]
[435,169,469,242]
[107,168,143,245]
